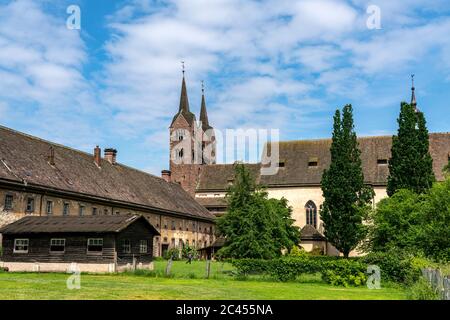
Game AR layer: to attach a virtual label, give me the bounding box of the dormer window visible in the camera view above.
[308,157,318,167]
[377,159,388,165]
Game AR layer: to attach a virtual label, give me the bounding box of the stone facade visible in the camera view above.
[0,188,215,257]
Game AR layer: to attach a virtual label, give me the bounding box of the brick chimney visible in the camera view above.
[94,146,101,167]
[104,148,117,165]
[161,170,171,183]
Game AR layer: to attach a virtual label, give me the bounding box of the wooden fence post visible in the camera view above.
[205,260,211,279]
[165,258,173,276]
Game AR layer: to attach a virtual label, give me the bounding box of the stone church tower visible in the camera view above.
[167,72,216,196]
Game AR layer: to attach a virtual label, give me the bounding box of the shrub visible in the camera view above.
[232,257,368,286]
[164,248,181,260]
[362,251,421,284]
[289,245,308,258]
[231,259,269,275]
[406,278,439,300]
[321,259,367,287]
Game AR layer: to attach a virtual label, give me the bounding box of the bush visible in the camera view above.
[232,256,368,286]
[362,251,422,284]
[164,248,181,260]
[406,278,439,300]
[321,259,367,287]
[231,259,270,275]
[289,245,308,258]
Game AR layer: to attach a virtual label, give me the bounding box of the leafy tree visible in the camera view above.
[367,178,450,262]
[366,189,422,253]
[217,163,300,259]
[417,178,450,261]
[387,102,435,196]
[321,105,374,258]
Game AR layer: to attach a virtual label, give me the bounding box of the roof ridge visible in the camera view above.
[0,124,167,183]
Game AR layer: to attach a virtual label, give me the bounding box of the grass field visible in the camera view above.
[0,261,407,300]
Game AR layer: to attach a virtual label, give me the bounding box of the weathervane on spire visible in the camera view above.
[201,80,204,94]
[411,74,415,88]
[181,61,185,75]
[410,74,418,112]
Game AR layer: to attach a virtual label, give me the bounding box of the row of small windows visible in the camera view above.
[3,195,116,216]
[14,238,149,254]
[277,158,391,168]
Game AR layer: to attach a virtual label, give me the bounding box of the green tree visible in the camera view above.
[217,163,300,259]
[366,189,422,253]
[417,178,450,261]
[387,102,435,196]
[321,105,374,258]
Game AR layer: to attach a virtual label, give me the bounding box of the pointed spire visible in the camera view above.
[170,62,196,127]
[411,74,418,112]
[200,81,212,131]
[179,61,190,113]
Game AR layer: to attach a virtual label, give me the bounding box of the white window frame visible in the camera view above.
[122,239,131,254]
[139,240,148,253]
[14,239,29,253]
[50,238,66,253]
[87,238,103,253]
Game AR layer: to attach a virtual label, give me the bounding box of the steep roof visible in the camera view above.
[170,76,196,127]
[197,163,261,191]
[196,133,450,191]
[0,215,160,235]
[300,224,326,241]
[200,93,213,132]
[261,133,450,186]
[0,125,214,221]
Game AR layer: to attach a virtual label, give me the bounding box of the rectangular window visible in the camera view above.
[50,239,65,252]
[14,239,29,253]
[377,159,388,165]
[79,205,85,216]
[87,238,103,252]
[171,220,176,230]
[26,197,34,213]
[46,201,53,215]
[139,240,148,253]
[278,162,285,168]
[122,239,131,253]
[62,203,69,216]
[4,194,13,210]
[92,207,97,215]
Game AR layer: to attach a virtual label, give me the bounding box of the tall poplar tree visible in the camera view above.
[321,105,374,258]
[387,102,435,196]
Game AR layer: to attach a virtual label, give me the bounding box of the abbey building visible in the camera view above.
[166,74,450,255]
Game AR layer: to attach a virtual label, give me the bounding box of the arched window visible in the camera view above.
[305,201,317,229]
[177,148,184,160]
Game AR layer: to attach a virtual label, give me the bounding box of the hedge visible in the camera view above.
[231,256,367,286]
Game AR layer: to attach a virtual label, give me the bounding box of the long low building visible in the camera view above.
[0,215,160,272]
[0,125,216,257]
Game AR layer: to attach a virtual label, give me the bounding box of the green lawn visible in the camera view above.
[0,261,407,300]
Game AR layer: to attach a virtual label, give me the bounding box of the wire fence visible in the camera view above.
[421,268,450,300]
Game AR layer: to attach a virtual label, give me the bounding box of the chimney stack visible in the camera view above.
[161,170,171,183]
[104,148,117,165]
[48,146,55,166]
[94,146,101,167]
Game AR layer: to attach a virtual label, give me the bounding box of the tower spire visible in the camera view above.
[179,61,190,113]
[411,74,417,112]
[199,81,211,131]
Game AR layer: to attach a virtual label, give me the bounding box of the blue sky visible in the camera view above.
[0,0,449,175]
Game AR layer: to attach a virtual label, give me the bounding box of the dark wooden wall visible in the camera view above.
[116,219,155,264]
[1,233,116,263]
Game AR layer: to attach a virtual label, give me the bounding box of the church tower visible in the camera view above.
[168,68,216,196]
